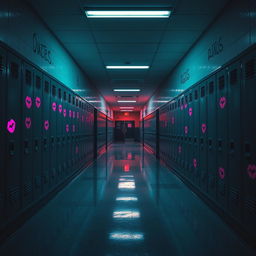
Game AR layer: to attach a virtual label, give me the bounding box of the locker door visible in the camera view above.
[62,90,68,176]
[180,96,185,170]
[216,68,228,210]
[183,94,189,174]
[0,47,7,225]
[50,80,57,185]
[33,69,43,197]
[187,91,194,181]
[67,93,72,171]
[227,62,242,222]
[42,76,51,193]
[242,51,256,236]
[21,63,34,207]
[56,84,63,181]
[193,87,200,187]
[207,75,217,200]
[5,53,22,217]
[199,82,208,192]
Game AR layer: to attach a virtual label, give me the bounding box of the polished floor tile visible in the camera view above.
[0,143,255,256]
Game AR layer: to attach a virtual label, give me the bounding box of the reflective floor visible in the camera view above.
[0,143,255,256]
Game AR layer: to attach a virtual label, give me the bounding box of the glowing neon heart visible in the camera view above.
[193,158,197,168]
[25,117,32,129]
[189,107,193,116]
[44,120,49,131]
[35,97,41,108]
[25,96,32,109]
[73,111,75,118]
[219,97,226,109]
[184,126,188,134]
[178,146,182,153]
[58,104,62,113]
[218,167,225,179]
[171,117,175,124]
[69,110,72,118]
[63,109,67,117]
[247,164,256,180]
[52,102,57,111]
[7,119,16,134]
[201,123,207,134]
[66,124,69,133]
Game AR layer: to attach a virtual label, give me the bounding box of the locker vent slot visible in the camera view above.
[58,88,61,99]
[0,55,4,73]
[10,62,19,79]
[8,186,19,203]
[24,182,32,196]
[185,95,188,103]
[25,70,32,85]
[36,76,41,89]
[63,91,67,101]
[245,198,256,215]
[68,94,71,103]
[189,93,192,102]
[218,76,225,90]
[178,99,180,107]
[230,187,239,204]
[44,81,49,93]
[230,69,237,85]
[209,81,214,94]
[52,85,56,96]
[201,86,205,97]
[72,96,75,105]
[194,90,198,100]
[245,59,255,78]
[76,98,78,106]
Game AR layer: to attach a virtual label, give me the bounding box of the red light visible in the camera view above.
[127,153,132,160]
[124,164,130,172]
[124,112,129,116]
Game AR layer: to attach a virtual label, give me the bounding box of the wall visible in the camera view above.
[144,0,256,115]
[114,111,140,128]
[0,0,111,116]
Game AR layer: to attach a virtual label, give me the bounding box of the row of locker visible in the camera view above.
[0,44,113,239]
[142,44,256,243]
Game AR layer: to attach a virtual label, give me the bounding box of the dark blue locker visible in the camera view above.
[21,62,34,207]
[216,68,228,209]
[187,90,194,181]
[207,75,217,200]
[5,53,22,217]
[33,69,43,197]
[67,92,72,171]
[62,89,68,176]
[42,75,51,192]
[0,47,7,226]
[183,94,189,173]
[192,87,200,186]
[199,82,208,192]
[241,52,256,236]
[50,80,57,185]
[227,62,242,222]
[56,84,63,181]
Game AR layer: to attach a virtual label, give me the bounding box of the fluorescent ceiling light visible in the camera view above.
[120,110,133,112]
[154,100,169,103]
[88,100,101,103]
[85,10,171,18]
[113,89,141,92]
[106,66,149,69]
[120,107,134,109]
[118,100,136,103]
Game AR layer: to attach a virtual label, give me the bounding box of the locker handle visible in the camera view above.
[43,138,47,150]
[244,143,251,157]
[24,140,29,154]
[35,140,39,152]
[208,139,212,150]
[218,139,222,151]
[51,137,54,146]
[229,141,235,153]
[9,141,15,156]
[194,137,197,144]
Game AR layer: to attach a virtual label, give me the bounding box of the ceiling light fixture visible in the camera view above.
[106,66,149,69]
[85,10,171,19]
[120,107,134,109]
[113,89,141,92]
[154,100,169,103]
[118,100,136,103]
[120,110,133,112]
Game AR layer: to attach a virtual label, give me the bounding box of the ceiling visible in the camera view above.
[27,0,229,111]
